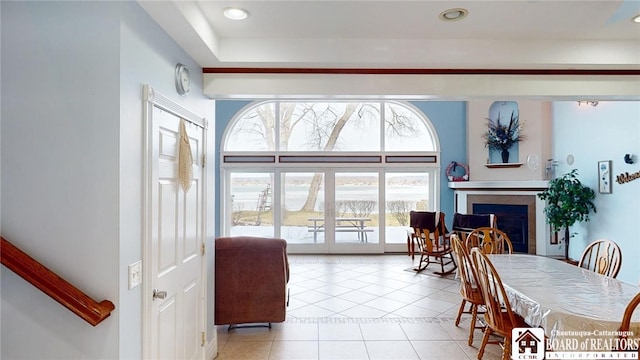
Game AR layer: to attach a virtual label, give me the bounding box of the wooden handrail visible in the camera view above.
[1,237,115,326]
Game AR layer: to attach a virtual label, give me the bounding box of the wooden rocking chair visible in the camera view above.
[410,211,456,275]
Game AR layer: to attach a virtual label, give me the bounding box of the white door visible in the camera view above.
[144,87,206,360]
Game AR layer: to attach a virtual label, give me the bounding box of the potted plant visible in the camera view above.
[537,169,596,260]
[482,111,525,163]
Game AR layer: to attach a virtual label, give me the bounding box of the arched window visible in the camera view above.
[221,100,441,254]
[225,101,437,152]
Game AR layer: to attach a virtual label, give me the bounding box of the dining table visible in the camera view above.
[486,254,640,344]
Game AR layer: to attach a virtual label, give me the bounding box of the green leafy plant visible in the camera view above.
[482,111,525,151]
[537,169,596,260]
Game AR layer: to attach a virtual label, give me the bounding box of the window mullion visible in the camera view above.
[380,100,385,152]
[275,101,281,152]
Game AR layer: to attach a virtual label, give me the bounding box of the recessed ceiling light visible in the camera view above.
[632,14,640,23]
[439,8,468,22]
[223,7,249,20]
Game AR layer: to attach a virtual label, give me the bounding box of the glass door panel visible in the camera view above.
[280,172,325,246]
[227,170,434,254]
[229,172,274,238]
[333,172,380,251]
[384,172,431,252]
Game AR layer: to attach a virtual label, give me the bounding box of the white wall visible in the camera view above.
[119,2,217,356]
[552,101,640,285]
[0,0,3,248]
[1,2,215,359]
[467,100,553,181]
[462,99,640,282]
[2,2,121,358]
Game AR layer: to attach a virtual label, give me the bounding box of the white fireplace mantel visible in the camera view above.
[448,180,549,190]
[448,180,561,257]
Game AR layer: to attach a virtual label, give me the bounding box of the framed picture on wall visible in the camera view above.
[598,160,612,194]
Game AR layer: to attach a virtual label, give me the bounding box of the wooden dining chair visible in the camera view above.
[466,227,513,254]
[578,239,622,278]
[451,234,485,346]
[471,248,529,360]
[619,292,640,351]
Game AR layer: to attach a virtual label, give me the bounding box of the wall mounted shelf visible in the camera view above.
[484,163,523,168]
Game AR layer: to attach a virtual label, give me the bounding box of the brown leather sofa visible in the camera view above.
[214,236,289,328]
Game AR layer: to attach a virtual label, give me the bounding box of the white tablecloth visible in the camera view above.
[486,254,640,340]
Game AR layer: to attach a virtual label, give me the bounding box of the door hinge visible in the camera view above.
[201,243,205,256]
[201,154,206,168]
[201,331,206,347]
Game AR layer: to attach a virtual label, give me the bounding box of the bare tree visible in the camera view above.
[385,103,420,137]
[336,200,376,218]
[387,200,412,226]
[233,102,423,212]
[300,103,359,211]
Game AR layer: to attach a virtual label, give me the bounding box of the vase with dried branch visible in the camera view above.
[482,111,525,163]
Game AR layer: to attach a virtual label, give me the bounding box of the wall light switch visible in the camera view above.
[128,260,142,290]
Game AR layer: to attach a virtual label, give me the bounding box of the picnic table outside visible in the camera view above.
[307,217,373,243]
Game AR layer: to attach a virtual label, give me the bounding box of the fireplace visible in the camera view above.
[467,202,536,254]
[448,181,561,256]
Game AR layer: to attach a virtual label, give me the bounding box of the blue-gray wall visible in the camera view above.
[214,100,467,236]
[411,101,467,229]
[214,100,256,238]
[551,101,640,285]
[2,3,121,358]
[1,1,214,358]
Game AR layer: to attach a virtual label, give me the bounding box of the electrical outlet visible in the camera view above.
[128,260,142,290]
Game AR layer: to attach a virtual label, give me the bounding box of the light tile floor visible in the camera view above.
[215,254,504,360]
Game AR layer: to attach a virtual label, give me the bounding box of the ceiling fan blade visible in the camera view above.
[606,0,640,25]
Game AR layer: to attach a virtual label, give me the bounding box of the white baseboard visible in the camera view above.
[205,337,218,360]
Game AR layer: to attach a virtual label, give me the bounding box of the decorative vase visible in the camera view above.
[501,149,510,163]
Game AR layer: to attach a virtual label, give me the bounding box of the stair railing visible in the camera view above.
[1,237,115,326]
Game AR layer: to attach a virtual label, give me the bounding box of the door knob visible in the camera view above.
[152,289,167,300]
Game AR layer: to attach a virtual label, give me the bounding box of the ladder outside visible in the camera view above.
[255,184,272,225]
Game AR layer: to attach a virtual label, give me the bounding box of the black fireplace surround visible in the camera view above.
[473,203,528,253]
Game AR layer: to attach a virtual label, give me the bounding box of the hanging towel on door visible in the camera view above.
[178,119,193,192]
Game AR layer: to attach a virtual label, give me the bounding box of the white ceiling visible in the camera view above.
[139,0,640,70]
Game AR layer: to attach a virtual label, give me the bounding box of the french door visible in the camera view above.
[226,168,435,254]
[283,170,383,253]
[227,170,382,253]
